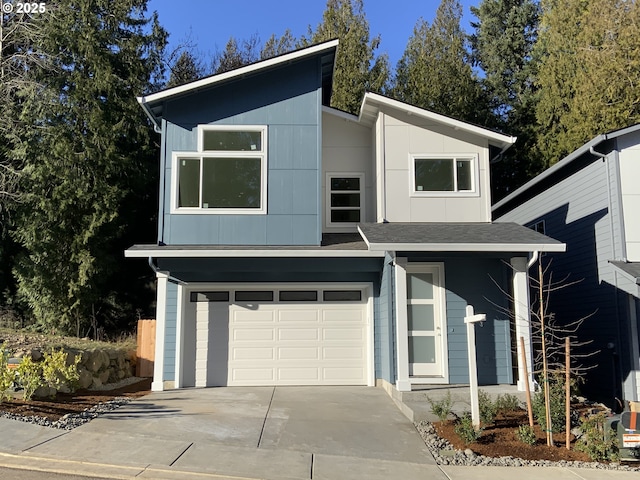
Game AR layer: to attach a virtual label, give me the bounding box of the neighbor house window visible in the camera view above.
[326,173,364,227]
[411,155,477,195]
[172,125,267,214]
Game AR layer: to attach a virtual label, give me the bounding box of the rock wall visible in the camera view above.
[12,347,136,392]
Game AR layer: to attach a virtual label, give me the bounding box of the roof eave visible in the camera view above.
[364,242,566,253]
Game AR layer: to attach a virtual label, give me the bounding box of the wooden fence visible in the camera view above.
[136,319,156,378]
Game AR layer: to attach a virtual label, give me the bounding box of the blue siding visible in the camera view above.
[375,253,395,383]
[163,281,178,382]
[444,258,512,385]
[159,57,323,246]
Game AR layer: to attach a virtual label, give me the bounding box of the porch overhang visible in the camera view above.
[125,234,385,258]
[357,222,566,253]
[610,261,640,297]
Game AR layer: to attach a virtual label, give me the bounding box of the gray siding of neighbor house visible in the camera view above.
[496,155,629,399]
[403,256,512,385]
[159,57,323,246]
[163,281,178,382]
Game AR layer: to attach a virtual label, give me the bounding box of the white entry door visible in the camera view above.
[407,266,444,376]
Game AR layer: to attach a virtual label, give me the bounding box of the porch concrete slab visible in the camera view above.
[72,387,275,447]
[312,454,448,480]
[260,386,434,463]
[0,418,66,453]
[171,442,312,480]
[25,430,189,467]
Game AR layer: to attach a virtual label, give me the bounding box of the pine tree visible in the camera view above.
[302,0,389,114]
[167,51,204,88]
[470,0,543,199]
[392,0,488,124]
[261,30,297,60]
[7,0,167,335]
[535,0,640,164]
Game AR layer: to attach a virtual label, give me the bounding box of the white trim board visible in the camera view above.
[125,248,385,258]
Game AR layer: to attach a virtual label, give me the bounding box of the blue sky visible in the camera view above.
[147,0,482,69]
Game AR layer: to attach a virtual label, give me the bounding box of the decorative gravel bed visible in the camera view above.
[0,396,133,430]
[415,420,640,471]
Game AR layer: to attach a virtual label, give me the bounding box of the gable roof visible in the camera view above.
[138,39,339,129]
[493,123,640,217]
[358,93,517,152]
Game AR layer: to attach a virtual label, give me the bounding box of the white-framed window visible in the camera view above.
[171,125,268,214]
[410,154,478,196]
[325,173,364,229]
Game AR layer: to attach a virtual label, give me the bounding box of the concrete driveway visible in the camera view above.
[16,386,443,479]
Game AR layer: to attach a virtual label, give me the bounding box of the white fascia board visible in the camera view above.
[138,40,339,106]
[365,242,567,253]
[124,248,385,258]
[322,105,360,122]
[360,93,517,148]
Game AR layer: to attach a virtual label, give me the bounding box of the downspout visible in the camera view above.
[147,257,184,285]
[527,250,539,269]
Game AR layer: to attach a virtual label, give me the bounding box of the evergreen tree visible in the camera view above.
[7,0,166,335]
[470,0,543,199]
[392,0,488,124]
[261,30,297,60]
[535,0,640,164]
[213,35,261,74]
[167,51,204,88]
[301,0,389,114]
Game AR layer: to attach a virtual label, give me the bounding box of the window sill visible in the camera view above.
[170,208,267,215]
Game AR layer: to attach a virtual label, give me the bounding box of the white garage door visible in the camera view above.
[228,299,368,386]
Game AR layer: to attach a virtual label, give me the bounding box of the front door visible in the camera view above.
[407,266,444,377]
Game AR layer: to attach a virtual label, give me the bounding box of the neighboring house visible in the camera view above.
[126,40,564,395]
[493,125,640,403]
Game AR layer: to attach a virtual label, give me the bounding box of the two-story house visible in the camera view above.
[126,40,564,395]
[494,125,640,403]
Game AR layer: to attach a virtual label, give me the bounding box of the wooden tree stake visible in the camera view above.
[520,336,534,427]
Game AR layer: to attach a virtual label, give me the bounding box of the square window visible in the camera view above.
[174,126,267,213]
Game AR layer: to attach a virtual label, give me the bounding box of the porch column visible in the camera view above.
[195,300,209,387]
[152,271,169,392]
[511,257,534,391]
[394,257,411,391]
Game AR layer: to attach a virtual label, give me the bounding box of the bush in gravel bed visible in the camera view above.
[0,350,17,402]
[454,412,483,444]
[478,389,498,425]
[427,392,454,422]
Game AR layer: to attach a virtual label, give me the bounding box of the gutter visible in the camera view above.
[137,96,162,133]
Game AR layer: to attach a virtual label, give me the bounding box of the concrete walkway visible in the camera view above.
[0,386,637,479]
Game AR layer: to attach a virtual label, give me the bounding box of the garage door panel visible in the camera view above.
[322,328,365,341]
[233,309,275,323]
[233,328,275,341]
[232,368,275,382]
[278,328,319,341]
[278,347,320,360]
[277,368,320,381]
[233,347,274,360]
[278,310,319,322]
[322,309,364,322]
[323,346,364,360]
[323,368,365,381]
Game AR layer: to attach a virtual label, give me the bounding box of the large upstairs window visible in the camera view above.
[172,125,267,214]
[411,155,478,196]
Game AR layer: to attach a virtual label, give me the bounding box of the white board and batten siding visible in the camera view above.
[617,131,640,262]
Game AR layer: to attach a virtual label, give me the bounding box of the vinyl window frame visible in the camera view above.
[170,125,268,215]
[325,172,365,230]
[410,154,479,197]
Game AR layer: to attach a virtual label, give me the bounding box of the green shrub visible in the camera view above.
[17,356,43,401]
[428,392,453,422]
[0,350,17,402]
[517,425,537,446]
[532,374,566,433]
[496,394,521,413]
[575,413,619,462]
[42,349,81,394]
[454,412,483,444]
[478,389,498,425]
